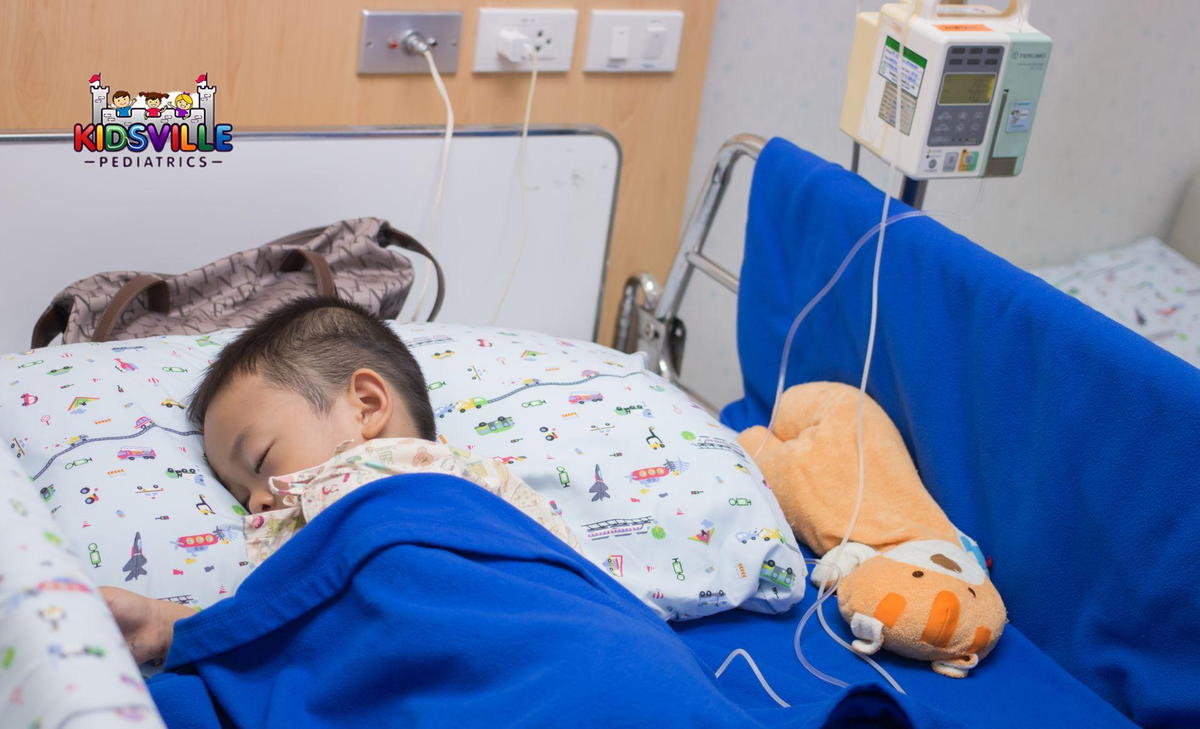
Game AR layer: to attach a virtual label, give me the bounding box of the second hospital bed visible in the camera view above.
[631,135,1200,729]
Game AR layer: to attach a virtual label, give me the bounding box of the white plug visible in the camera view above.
[474,9,576,72]
[497,28,531,63]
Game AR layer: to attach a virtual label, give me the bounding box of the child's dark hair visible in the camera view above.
[188,297,435,440]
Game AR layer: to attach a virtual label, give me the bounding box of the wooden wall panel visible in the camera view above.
[0,0,716,344]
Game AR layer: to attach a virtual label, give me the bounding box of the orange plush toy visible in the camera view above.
[738,382,1006,678]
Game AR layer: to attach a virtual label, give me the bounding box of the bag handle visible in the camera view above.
[93,274,172,342]
[279,249,337,298]
[263,221,444,319]
[381,224,446,322]
[30,301,71,349]
[79,252,329,345]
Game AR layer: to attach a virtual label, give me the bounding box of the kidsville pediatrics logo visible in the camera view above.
[74,73,233,168]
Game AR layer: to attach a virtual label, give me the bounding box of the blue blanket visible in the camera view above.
[147,475,931,729]
[721,138,1200,729]
[676,605,1135,729]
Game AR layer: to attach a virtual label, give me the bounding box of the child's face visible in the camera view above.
[147,98,161,108]
[113,95,131,107]
[202,369,421,513]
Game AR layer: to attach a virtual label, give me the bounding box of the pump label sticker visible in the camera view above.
[935,24,992,32]
[1005,101,1034,132]
[877,36,927,135]
[879,36,927,97]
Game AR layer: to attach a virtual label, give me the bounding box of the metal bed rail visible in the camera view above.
[612,133,765,412]
[613,134,927,411]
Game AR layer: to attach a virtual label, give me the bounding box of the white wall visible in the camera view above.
[673,0,1200,408]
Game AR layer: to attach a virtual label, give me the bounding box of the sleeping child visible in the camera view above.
[100,296,578,663]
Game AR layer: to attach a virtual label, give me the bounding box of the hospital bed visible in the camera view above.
[2,132,1196,729]
[1030,169,1200,368]
[622,134,1200,728]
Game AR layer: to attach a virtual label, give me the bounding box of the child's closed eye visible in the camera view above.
[254,446,271,475]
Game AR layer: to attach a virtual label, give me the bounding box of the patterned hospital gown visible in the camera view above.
[243,437,580,565]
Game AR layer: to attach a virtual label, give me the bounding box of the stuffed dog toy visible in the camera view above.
[738,382,1005,678]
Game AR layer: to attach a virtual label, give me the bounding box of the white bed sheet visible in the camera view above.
[1033,237,1200,367]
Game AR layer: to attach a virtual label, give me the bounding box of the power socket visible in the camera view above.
[473,8,578,72]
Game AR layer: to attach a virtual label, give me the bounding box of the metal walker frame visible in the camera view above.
[612,133,765,412]
[612,133,925,412]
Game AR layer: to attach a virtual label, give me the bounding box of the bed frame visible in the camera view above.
[613,133,765,412]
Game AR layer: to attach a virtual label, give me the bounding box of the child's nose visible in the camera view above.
[249,491,277,514]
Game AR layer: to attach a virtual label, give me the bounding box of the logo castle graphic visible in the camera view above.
[91,73,217,136]
[74,73,233,163]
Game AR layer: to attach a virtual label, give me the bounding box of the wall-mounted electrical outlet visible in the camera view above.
[358,11,462,74]
[473,8,578,73]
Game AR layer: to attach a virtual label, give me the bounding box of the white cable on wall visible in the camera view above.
[409,47,454,322]
[489,42,539,326]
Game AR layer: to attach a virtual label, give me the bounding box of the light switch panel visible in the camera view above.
[584,10,683,73]
[609,26,631,60]
[643,24,667,59]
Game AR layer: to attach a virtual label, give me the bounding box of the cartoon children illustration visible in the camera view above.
[141,92,167,118]
[111,90,134,118]
[170,93,193,118]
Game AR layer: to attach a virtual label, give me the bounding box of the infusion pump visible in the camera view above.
[840,0,1051,179]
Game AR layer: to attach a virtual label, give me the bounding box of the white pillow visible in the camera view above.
[0,447,165,727]
[0,331,250,607]
[394,322,806,620]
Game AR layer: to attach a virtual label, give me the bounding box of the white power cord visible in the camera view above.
[715,648,792,708]
[489,39,539,326]
[805,158,907,695]
[741,210,922,697]
[746,2,918,697]
[799,3,915,695]
[408,45,454,322]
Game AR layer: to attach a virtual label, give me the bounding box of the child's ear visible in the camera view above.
[349,368,392,439]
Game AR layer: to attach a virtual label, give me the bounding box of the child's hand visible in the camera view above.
[100,586,196,664]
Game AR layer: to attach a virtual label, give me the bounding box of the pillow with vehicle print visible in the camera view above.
[0,330,251,607]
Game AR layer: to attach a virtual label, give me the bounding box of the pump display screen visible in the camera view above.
[938,73,996,105]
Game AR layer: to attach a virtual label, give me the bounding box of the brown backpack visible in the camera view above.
[30,217,444,348]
